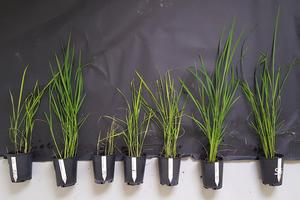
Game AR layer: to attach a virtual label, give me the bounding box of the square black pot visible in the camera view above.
[53,158,77,187]
[7,153,33,183]
[124,156,146,185]
[201,159,223,190]
[93,154,116,184]
[260,154,284,186]
[158,157,181,186]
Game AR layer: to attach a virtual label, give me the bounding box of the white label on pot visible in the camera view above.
[132,157,137,182]
[101,156,107,181]
[214,162,219,186]
[277,158,282,182]
[58,159,67,184]
[168,158,173,183]
[11,157,18,182]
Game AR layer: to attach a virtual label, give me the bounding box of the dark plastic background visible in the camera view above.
[0,0,300,161]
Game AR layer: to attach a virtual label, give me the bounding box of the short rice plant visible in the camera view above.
[181,24,242,162]
[45,36,87,159]
[116,79,153,157]
[9,66,51,154]
[241,9,294,159]
[96,117,122,156]
[137,71,185,158]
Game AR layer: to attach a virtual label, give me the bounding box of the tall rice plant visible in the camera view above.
[241,9,293,159]
[116,79,153,157]
[137,71,185,158]
[45,36,87,159]
[9,66,50,154]
[181,24,242,162]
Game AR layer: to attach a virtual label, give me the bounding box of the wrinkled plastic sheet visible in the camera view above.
[0,0,299,161]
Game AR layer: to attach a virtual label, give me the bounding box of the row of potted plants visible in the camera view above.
[6,9,294,189]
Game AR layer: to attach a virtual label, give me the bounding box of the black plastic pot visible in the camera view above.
[260,154,284,186]
[201,159,223,190]
[53,158,77,187]
[7,153,33,183]
[93,154,116,184]
[158,157,181,186]
[124,156,146,185]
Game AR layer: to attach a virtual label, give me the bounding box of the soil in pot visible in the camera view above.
[93,154,116,184]
[260,154,284,186]
[158,157,181,186]
[53,158,77,187]
[124,156,146,185]
[201,158,223,190]
[7,153,33,183]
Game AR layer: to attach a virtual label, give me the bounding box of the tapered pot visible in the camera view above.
[93,154,116,184]
[7,153,33,183]
[53,158,77,187]
[158,157,181,186]
[260,154,284,186]
[124,156,146,185]
[201,158,223,190]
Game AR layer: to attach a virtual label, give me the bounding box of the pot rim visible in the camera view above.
[158,155,181,160]
[124,155,146,159]
[202,156,223,163]
[259,153,284,160]
[6,152,33,157]
[53,157,77,161]
[93,154,116,158]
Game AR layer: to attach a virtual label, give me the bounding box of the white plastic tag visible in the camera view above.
[131,157,137,182]
[58,159,67,184]
[11,157,18,182]
[168,158,173,183]
[101,156,107,181]
[277,158,282,182]
[214,162,219,186]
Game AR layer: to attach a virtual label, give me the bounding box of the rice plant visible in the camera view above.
[180,23,242,162]
[116,79,153,157]
[241,9,294,159]
[45,36,87,159]
[96,117,122,156]
[9,66,51,154]
[136,71,185,158]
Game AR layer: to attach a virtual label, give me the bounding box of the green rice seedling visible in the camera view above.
[116,79,153,157]
[45,36,87,159]
[96,118,122,156]
[136,71,185,158]
[241,9,294,159]
[180,23,242,162]
[9,66,51,154]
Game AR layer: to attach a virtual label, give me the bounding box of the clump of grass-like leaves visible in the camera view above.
[181,24,242,162]
[45,36,87,159]
[9,66,51,154]
[241,9,294,159]
[116,79,153,157]
[96,117,122,156]
[137,71,185,158]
